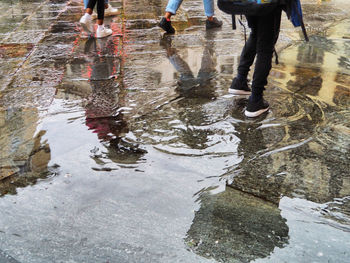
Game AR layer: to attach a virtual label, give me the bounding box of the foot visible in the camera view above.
[96,26,112,38]
[159,17,175,34]
[80,13,94,33]
[92,4,120,19]
[105,4,120,16]
[229,77,251,95]
[206,17,223,30]
[245,98,269,118]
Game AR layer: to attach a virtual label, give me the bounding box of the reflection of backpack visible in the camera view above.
[217,0,309,41]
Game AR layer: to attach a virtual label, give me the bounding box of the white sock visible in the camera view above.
[84,13,91,18]
[97,24,104,30]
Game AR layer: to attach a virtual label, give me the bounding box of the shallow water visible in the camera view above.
[0,0,349,262]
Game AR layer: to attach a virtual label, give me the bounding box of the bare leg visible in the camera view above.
[86,8,93,15]
[165,12,172,20]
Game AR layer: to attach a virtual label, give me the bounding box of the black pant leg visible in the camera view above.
[237,16,258,79]
[87,0,97,9]
[251,8,282,92]
[97,0,105,20]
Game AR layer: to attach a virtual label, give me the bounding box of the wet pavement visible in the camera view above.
[0,0,349,262]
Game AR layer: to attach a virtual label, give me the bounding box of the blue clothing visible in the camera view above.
[84,0,108,8]
[165,0,214,17]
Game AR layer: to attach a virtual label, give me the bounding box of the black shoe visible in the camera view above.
[206,17,223,30]
[159,17,175,34]
[229,77,251,95]
[245,98,269,117]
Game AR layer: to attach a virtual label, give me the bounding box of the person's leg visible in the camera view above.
[204,0,222,29]
[84,0,89,9]
[159,0,183,33]
[237,16,258,81]
[80,0,96,33]
[250,8,282,99]
[203,0,214,17]
[165,0,183,16]
[96,0,105,24]
[96,0,113,38]
[229,16,257,94]
[245,8,282,117]
[86,0,97,12]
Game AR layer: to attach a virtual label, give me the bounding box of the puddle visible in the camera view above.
[0,0,349,262]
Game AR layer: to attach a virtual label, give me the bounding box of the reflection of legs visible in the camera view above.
[160,37,195,87]
[197,44,215,83]
[169,53,195,86]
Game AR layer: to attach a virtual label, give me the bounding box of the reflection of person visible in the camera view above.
[83,38,146,164]
[158,0,222,34]
[79,0,113,38]
[185,115,289,262]
[159,34,218,149]
[186,187,289,262]
[160,34,217,98]
[229,8,282,118]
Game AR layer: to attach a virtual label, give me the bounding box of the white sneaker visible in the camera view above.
[80,13,94,33]
[91,11,98,20]
[96,26,112,38]
[91,4,119,19]
[105,4,119,16]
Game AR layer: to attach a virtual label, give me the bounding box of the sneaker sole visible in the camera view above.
[228,89,251,95]
[245,107,269,118]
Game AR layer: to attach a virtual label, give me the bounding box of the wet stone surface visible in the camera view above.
[0,0,350,262]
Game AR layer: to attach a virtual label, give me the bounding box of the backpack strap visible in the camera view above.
[232,15,236,30]
[237,15,247,43]
[299,14,309,41]
[292,0,309,41]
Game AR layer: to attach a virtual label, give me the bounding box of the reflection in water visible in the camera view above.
[186,114,290,262]
[186,188,289,263]
[0,0,349,261]
[184,19,350,262]
[160,33,217,99]
[0,108,52,196]
[275,31,350,107]
[83,37,146,167]
[140,32,220,151]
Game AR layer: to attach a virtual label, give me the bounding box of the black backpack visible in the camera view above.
[217,0,309,41]
[218,0,280,18]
